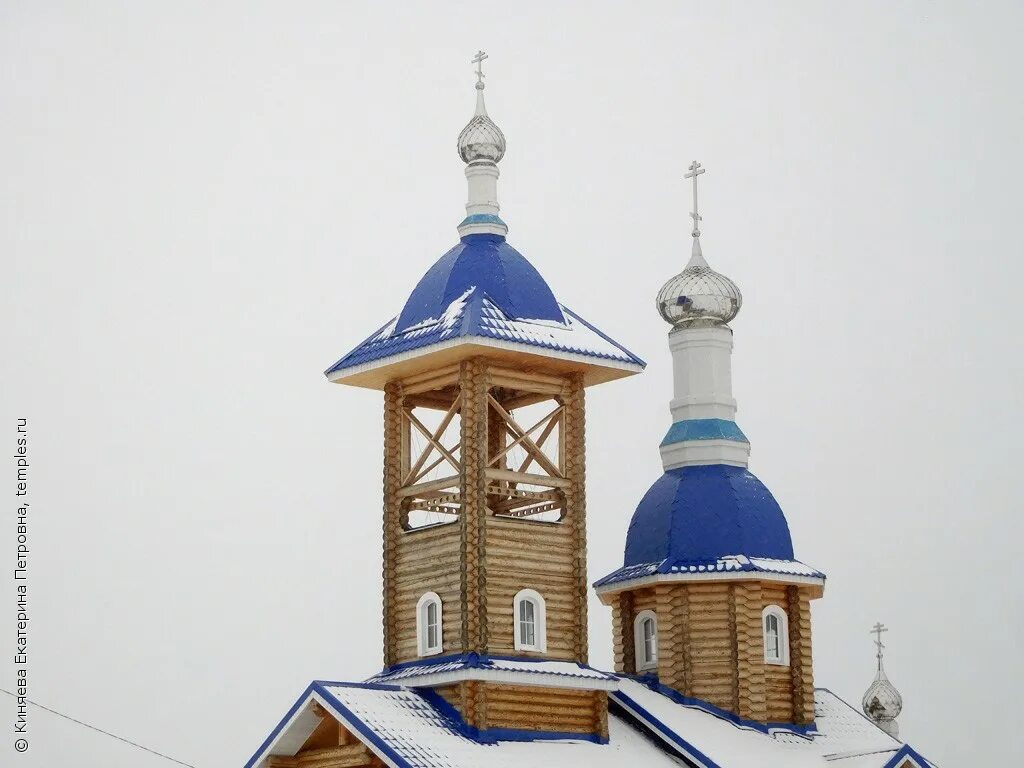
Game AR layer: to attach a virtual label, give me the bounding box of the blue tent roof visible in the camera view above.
[325,233,644,379]
[623,464,795,567]
[395,233,564,333]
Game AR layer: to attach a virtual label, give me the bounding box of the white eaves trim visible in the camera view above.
[326,335,643,383]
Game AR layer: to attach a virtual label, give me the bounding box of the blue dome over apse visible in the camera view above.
[624,465,795,566]
[395,233,565,333]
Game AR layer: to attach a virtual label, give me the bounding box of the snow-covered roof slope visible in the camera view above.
[325,290,644,384]
[245,677,934,768]
[244,681,684,768]
[612,679,930,768]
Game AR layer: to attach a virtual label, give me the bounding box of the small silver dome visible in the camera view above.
[657,239,742,327]
[458,111,506,164]
[862,670,903,724]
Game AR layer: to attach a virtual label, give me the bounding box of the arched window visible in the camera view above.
[633,610,659,671]
[513,589,547,652]
[417,592,443,657]
[762,605,789,666]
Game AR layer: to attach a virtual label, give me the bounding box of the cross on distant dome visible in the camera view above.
[871,622,888,662]
[472,50,488,88]
[685,160,706,238]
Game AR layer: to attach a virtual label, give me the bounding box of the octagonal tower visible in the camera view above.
[594,162,824,726]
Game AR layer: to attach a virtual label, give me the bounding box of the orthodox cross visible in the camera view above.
[871,621,888,665]
[472,50,488,87]
[685,160,706,238]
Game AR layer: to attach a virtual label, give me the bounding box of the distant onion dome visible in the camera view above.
[656,240,742,328]
[862,623,903,738]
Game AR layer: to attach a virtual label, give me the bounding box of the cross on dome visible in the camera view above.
[685,160,706,238]
[871,621,888,665]
[472,50,488,89]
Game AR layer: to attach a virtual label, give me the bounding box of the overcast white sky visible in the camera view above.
[2,2,1022,766]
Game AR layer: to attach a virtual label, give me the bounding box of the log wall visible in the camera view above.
[611,580,817,725]
[483,517,579,659]
[430,682,608,740]
[383,358,590,667]
[391,522,462,664]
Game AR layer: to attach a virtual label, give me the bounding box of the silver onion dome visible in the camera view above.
[657,240,742,327]
[458,96,506,164]
[862,671,903,724]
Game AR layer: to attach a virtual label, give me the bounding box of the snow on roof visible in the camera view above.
[246,676,932,768]
[325,290,644,379]
[595,554,825,591]
[367,653,617,690]
[246,681,684,768]
[612,678,907,768]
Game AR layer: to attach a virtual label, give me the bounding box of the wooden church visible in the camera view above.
[244,54,934,768]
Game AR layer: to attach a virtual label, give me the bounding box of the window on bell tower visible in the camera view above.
[417,592,443,657]
[634,610,659,671]
[513,589,547,652]
[763,605,789,666]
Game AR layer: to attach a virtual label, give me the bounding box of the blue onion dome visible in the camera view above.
[657,241,742,327]
[623,465,794,567]
[395,233,564,333]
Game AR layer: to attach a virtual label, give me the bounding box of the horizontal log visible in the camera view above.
[488,365,567,387]
[484,467,571,489]
[397,475,460,498]
[501,391,557,411]
[489,375,564,395]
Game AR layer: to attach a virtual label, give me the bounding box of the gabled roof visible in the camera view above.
[244,680,683,768]
[611,679,923,768]
[245,675,934,768]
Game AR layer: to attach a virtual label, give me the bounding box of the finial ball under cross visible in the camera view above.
[684,160,706,238]
[472,50,488,87]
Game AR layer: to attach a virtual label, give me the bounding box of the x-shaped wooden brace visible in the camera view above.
[486,394,563,479]
[402,398,461,487]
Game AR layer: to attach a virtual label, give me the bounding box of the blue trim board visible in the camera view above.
[458,213,507,227]
[660,418,748,446]
[610,690,721,768]
[883,744,934,768]
[369,651,617,680]
[314,683,413,768]
[243,681,411,768]
[243,681,319,768]
[619,676,818,738]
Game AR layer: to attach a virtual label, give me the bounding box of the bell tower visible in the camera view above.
[325,53,643,741]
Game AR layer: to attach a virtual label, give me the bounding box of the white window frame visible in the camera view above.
[762,604,790,666]
[513,589,547,653]
[416,592,443,657]
[633,610,659,672]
